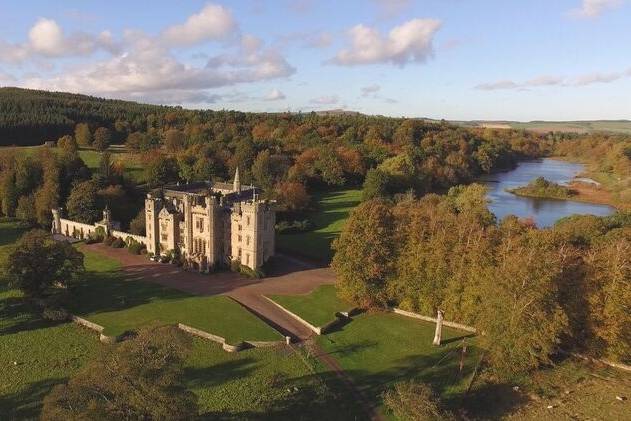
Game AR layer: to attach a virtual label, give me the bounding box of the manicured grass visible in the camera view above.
[70,249,280,343]
[316,312,479,413]
[268,285,354,327]
[186,339,361,419]
[277,188,362,261]
[0,286,100,419]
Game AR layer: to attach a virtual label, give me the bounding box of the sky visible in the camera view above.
[0,0,630,121]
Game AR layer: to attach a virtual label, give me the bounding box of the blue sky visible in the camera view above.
[0,0,630,120]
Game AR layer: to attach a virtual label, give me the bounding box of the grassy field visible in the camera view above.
[456,120,631,134]
[69,249,280,343]
[316,312,480,415]
[277,188,362,261]
[0,221,100,419]
[268,285,354,327]
[0,145,145,183]
[186,340,361,419]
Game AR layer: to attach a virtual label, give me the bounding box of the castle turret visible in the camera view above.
[233,167,241,193]
[51,208,62,234]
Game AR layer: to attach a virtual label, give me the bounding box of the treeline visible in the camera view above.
[0,88,170,146]
[0,140,142,230]
[333,186,631,378]
[554,133,631,203]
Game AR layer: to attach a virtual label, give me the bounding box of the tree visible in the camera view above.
[477,227,569,379]
[129,209,146,235]
[275,181,310,212]
[383,381,453,421]
[145,154,179,186]
[14,155,42,196]
[252,149,274,191]
[0,170,18,216]
[164,129,185,152]
[362,168,391,201]
[57,135,77,154]
[16,194,36,224]
[66,180,102,224]
[332,199,396,307]
[41,325,197,421]
[93,127,112,151]
[6,230,84,298]
[74,123,92,147]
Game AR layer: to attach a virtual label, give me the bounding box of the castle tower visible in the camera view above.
[233,167,241,193]
[102,206,112,225]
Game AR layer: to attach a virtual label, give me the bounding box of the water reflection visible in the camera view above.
[478,158,615,227]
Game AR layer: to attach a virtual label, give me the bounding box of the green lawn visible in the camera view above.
[316,312,479,414]
[69,249,280,343]
[186,339,361,419]
[0,286,100,419]
[277,188,362,261]
[268,285,354,327]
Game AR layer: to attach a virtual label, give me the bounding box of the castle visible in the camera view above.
[52,168,276,271]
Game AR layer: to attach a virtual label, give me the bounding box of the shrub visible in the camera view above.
[230,260,264,278]
[128,242,143,255]
[111,238,125,248]
[103,236,116,246]
[275,219,313,234]
[42,307,70,321]
[383,381,453,421]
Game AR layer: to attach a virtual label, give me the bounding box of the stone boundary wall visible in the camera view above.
[263,296,357,335]
[568,352,631,373]
[110,230,148,246]
[69,315,118,344]
[68,315,284,352]
[177,323,285,352]
[59,219,97,239]
[391,308,477,333]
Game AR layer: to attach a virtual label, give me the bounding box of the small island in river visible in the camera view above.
[508,176,577,200]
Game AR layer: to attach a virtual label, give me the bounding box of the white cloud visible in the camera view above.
[265,88,286,100]
[161,4,236,46]
[0,18,118,62]
[329,18,441,66]
[476,68,631,90]
[4,5,294,105]
[361,84,381,96]
[22,33,294,103]
[310,95,339,105]
[571,0,624,18]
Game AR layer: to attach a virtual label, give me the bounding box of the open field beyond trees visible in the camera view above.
[277,188,361,261]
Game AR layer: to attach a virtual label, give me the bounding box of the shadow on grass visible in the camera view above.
[0,294,64,335]
[68,268,191,316]
[0,378,66,420]
[185,358,257,389]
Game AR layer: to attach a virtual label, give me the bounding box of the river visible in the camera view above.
[478,158,615,227]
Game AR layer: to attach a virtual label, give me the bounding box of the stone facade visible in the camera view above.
[52,169,275,272]
[145,169,275,271]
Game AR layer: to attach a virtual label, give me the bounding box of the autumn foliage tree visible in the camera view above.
[41,325,197,420]
[332,199,396,307]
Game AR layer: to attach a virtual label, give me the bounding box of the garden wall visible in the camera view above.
[263,296,356,335]
[391,308,477,333]
[110,230,148,246]
[59,219,97,239]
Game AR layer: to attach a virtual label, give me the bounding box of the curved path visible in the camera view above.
[82,244,381,419]
[83,243,334,340]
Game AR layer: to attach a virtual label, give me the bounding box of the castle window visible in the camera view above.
[161,233,168,241]
[246,236,250,246]
[246,254,250,265]
[238,248,242,257]
[238,235,242,242]
[238,224,242,231]
[246,216,250,226]
[196,218,204,233]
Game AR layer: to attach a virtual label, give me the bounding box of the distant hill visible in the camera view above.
[0,87,172,146]
[454,119,631,134]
